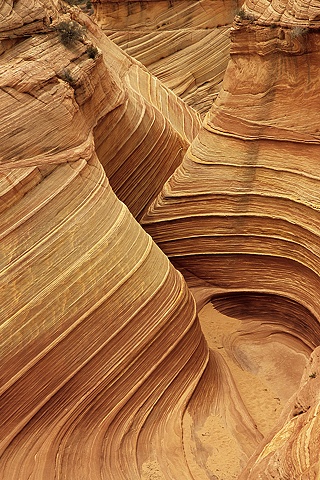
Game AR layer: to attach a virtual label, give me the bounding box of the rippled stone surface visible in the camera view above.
[2,0,320,478]
[142,0,320,476]
[0,2,206,479]
[93,0,233,114]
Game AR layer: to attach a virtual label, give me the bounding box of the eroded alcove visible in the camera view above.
[183,293,319,479]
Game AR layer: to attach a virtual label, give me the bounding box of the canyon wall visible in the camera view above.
[0,0,201,218]
[142,0,320,477]
[2,0,320,479]
[142,0,320,323]
[92,0,235,114]
[0,2,207,479]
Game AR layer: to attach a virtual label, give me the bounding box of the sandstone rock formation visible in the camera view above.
[0,0,201,217]
[92,0,234,114]
[142,0,320,476]
[2,0,320,479]
[0,2,205,479]
[239,346,320,479]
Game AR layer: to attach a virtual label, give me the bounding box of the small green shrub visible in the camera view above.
[309,372,317,378]
[64,0,92,10]
[86,45,99,59]
[60,68,76,86]
[56,20,84,47]
[235,7,255,21]
[291,26,309,38]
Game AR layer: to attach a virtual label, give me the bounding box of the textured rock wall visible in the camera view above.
[93,0,235,114]
[0,1,200,218]
[88,10,201,218]
[3,0,320,478]
[1,154,208,480]
[142,2,320,317]
[0,2,207,479]
[142,0,320,476]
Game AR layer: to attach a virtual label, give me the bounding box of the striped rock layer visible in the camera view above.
[0,0,201,218]
[142,0,320,477]
[0,1,206,479]
[92,0,234,115]
[2,0,320,479]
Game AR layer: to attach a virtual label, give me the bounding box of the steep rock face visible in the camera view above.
[0,2,207,479]
[3,0,320,478]
[142,0,320,476]
[89,12,201,218]
[1,154,208,480]
[93,0,234,114]
[142,1,320,319]
[0,1,201,219]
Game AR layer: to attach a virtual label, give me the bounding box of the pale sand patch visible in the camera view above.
[183,302,307,479]
[141,461,166,480]
[183,409,241,480]
[199,303,307,435]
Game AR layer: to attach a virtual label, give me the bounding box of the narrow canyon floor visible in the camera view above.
[183,302,309,479]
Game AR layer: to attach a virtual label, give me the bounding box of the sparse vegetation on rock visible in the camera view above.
[60,68,76,86]
[63,0,82,5]
[291,26,309,38]
[235,7,255,21]
[62,0,93,12]
[86,45,99,59]
[56,20,84,47]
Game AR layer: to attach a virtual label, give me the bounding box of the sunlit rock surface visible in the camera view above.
[142,0,320,476]
[239,346,320,479]
[2,0,320,478]
[93,0,234,114]
[0,2,206,479]
[0,0,201,218]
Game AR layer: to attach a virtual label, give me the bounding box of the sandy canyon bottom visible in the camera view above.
[181,302,309,480]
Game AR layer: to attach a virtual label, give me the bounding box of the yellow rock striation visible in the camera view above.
[0,0,201,219]
[2,0,320,478]
[142,0,320,476]
[93,0,234,114]
[0,153,208,479]
[0,1,206,479]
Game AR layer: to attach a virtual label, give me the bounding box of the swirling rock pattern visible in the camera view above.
[1,154,208,480]
[3,0,320,478]
[0,2,206,479]
[93,0,234,114]
[142,0,320,476]
[0,1,201,218]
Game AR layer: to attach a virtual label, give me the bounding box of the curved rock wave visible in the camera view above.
[93,0,234,114]
[142,0,320,476]
[0,153,208,480]
[0,2,207,478]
